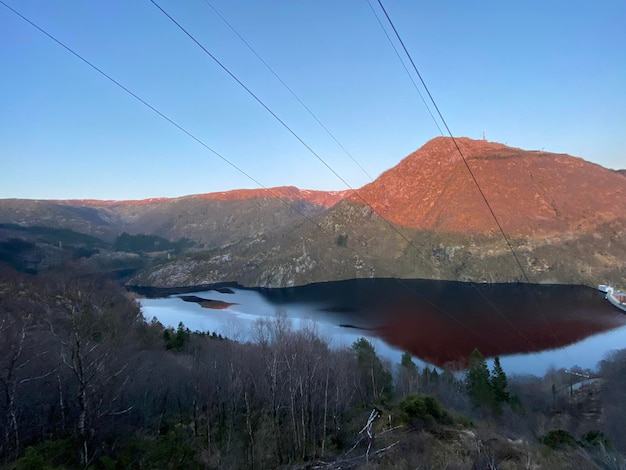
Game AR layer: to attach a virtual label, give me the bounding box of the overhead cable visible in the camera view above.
[0,0,529,357]
[203,0,374,181]
[148,0,531,353]
[365,0,443,136]
[375,0,562,349]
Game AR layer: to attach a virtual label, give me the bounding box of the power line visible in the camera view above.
[150,0,364,197]
[150,0,444,243]
[365,0,443,136]
[0,1,355,247]
[0,0,261,191]
[375,0,529,285]
[148,2,436,261]
[1,0,542,361]
[0,0,506,358]
[374,0,562,350]
[202,0,375,181]
[148,1,520,354]
[367,0,540,351]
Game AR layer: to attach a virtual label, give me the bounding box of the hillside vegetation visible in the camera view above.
[1,266,625,469]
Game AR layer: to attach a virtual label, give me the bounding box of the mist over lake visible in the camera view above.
[140,278,626,376]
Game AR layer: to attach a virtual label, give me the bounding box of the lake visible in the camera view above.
[139,278,626,376]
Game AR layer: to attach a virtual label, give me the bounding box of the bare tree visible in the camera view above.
[0,283,54,462]
[0,312,28,461]
[50,277,141,466]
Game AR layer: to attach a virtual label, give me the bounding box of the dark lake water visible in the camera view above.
[139,278,626,376]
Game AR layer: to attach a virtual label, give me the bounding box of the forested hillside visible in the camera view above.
[1,266,625,469]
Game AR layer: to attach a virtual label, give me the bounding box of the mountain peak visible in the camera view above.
[406,136,552,163]
[349,137,626,237]
[419,135,510,153]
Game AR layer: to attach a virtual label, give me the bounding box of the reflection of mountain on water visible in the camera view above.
[256,279,626,369]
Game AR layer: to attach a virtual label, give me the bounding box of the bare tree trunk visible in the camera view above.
[299,379,306,460]
[290,387,299,456]
[192,377,199,439]
[206,406,211,450]
[4,379,19,462]
[77,376,88,466]
[57,372,66,432]
[321,366,329,457]
[2,321,25,462]
[66,326,90,468]
[244,390,255,469]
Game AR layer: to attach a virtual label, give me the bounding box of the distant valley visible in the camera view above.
[1,137,625,289]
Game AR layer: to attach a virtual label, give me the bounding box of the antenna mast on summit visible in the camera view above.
[482,131,486,141]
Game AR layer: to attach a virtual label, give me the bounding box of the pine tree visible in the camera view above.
[398,351,419,395]
[491,356,510,404]
[465,348,495,410]
[352,337,393,403]
[401,351,417,372]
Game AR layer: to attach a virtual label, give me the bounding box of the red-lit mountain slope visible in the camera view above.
[57,186,347,209]
[349,137,626,238]
[197,186,349,208]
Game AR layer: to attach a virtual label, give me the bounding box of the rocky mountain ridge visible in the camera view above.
[1,138,625,288]
[349,137,626,238]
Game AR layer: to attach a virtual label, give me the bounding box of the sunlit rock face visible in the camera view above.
[348,136,626,238]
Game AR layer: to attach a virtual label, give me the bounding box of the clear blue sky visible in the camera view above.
[2,0,625,200]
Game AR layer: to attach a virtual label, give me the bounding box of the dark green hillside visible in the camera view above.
[0,223,107,248]
[113,232,193,253]
[0,225,109,273]
[0,199,121,241]
[108,194,329,248]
